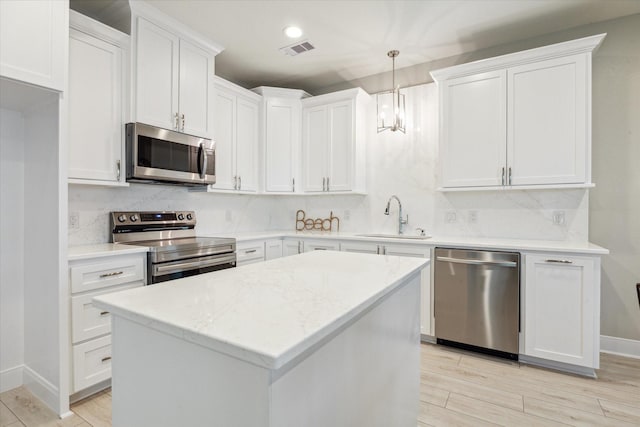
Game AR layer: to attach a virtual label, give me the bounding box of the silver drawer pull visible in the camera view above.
[100,311,109,316]
[245,249,257,254]
[101,356,112,363]
[99,271,123,278]
[545,259,573,264]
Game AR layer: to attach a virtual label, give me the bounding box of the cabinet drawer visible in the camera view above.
[70,255,145,293]
[303,239,340,252]
[73,335,112,393]
[71,282,143,344]
[236,243,265,263]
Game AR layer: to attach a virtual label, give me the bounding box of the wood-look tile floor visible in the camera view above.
[2,343,639,426]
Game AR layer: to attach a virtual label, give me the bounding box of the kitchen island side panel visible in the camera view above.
[270,273,421,427]
[109,273,421,426]
[111,316,271,427]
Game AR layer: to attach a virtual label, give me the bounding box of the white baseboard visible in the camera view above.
[601,335,640,359]
[0,365,23,393]
[22,365,59,413]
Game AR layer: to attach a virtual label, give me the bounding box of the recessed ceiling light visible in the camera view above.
[284,26,303,39]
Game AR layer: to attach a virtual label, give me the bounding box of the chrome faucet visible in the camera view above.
[384,195,408,234]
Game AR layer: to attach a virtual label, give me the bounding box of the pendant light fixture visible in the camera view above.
[376,50,406,133]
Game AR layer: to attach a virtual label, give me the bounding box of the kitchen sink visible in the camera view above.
[356,233,432,240]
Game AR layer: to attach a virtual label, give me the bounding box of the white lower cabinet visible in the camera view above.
[69,252,146,394]
[522,253,599,369]
[340,241,433,337]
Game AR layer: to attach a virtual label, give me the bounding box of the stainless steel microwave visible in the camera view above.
[125,123,215,186]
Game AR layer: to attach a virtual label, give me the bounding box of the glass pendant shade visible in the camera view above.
[377,50,406,133]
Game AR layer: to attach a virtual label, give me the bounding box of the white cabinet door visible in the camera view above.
[178,39,211,138]
[264,98,300,192]
[212,87,236,190]
[302,105,328,192]
[508,55,587,186]
[265,240,283,260]
[524,254,597,368]
[235,97,259,192]
[440,70,507,188]
[340,241,379,254]
[135,17,179,131]
[282,240,303,257]
[68,29,123,182]
[0,0,67,91]
[327,100,353,192]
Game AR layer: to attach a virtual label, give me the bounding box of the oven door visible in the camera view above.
[150,253,236,284]
[126,122,215,185]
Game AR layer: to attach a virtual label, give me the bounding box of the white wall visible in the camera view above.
[0,108,25,392]
[22,99,63,409]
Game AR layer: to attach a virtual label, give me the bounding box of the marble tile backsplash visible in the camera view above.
[68,83,589,245]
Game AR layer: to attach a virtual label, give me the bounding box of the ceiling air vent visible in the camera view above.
[279,40,315,56]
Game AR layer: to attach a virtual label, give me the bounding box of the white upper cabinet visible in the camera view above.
[253,87,309,193]
[431,34,605,191]
[130,2,221,138]
[68,11,128,185]
[209,77,260,193]
[0,0,68,92]
[301,88,370,194]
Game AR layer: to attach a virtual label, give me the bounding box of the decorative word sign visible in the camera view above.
[296,210,340,232]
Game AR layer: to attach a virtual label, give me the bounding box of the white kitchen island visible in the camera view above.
[93,250,428,427]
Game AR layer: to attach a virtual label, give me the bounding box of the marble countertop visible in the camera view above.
[68,243,149,261]
[224,231,608,255]
[69,231,608,258]
[93,251,428,370]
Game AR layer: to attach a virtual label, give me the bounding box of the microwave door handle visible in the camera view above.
[198,143,207,179]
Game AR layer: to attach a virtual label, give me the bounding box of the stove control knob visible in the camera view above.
[117,214,127,223]
[186,213,193,220]
[130,214,138,222]
[177,213,185,220]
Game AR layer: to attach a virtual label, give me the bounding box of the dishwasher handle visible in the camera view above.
[436,256,518,268]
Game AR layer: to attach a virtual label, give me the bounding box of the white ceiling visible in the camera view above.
[144,0,640,93]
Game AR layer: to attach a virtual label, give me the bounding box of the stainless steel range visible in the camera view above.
[111,211,236,284]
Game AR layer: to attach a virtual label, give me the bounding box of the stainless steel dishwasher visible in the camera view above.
[434,248,520,359]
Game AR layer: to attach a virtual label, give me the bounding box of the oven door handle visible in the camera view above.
[154,253,236,275]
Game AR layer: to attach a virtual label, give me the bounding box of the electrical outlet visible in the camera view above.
[69,212,80,229]
[344,210,351,220]
[468,210,478,224]
[552,211,566,226]
[225,210,232,221]
[445,211,457,223]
